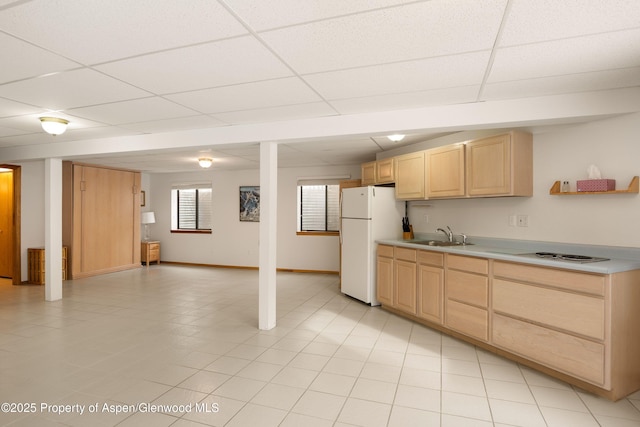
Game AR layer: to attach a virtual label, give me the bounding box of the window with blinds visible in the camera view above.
[298,184,340,232]
[171,184,212,232]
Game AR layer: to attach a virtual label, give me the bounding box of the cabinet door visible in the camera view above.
[426,144,465,198]
[395,151,425,199]
[377,255,394,306]
[394,259,417,314]
[361,161,376,186]
[376,158,394,184]
[466,134,511,196]
[417,264,443,324]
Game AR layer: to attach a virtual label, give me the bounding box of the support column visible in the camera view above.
[44,158,63,301]
[259,142,277,330]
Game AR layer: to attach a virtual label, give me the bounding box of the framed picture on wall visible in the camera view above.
[239,186,259,222]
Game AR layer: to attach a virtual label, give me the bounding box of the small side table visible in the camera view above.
[141,241,160,266]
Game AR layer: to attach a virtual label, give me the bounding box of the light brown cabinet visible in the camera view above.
[63,162,142,279]
[466,131,533,197]
[377,243,640,400]
[141,241,161,266]
[394,247,417,315]
[395,151,426,199]
[445,254,489,342]
[362,158,395,186]
[417,250,444,324]
[376,157,394,184]
[492,261,607,386]
[361,161,376,186]
[426,144,465,198]
[376,245,394,305]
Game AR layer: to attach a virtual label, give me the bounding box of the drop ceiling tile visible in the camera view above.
[501,0,640,47]
[0,0,248,64]
[305,51,491,100]
[0,68,150,110]
[482,67,640,101]
[260,0,506,73]
[96,36,293,95]
[0,33,80,84]
[0,125,28,138]
[223,0,413,31]
[0,98,42,118]
[489,29,640,82]
[68,97,198,125]
[329,86,480,115]
[212,102,336,124]
[166,78,322,114]
[119,115,226,134]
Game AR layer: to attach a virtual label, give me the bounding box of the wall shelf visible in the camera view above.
[550,176,639,195]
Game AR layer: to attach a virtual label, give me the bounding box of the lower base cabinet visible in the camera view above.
[492,313,605,385]
[417,251,444,324]
[376,244,640,400]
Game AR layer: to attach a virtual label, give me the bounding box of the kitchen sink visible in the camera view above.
[413,240,473,247]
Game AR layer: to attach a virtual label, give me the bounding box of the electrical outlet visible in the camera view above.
[517,214,529,227]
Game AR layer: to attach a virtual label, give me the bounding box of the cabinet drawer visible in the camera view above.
[395,247,417,262]
[447,270,488,308]
[378,244,394,258]
[493,314,605,386]
[493,279,604,340]
[417,250,444,267]
[446,300,488,341]
[148,248,160,260]
[447,254,488,275]
[494,261,605,296]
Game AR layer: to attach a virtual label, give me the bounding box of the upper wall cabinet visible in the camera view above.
[376,157,394,184]
[395,151,426,199]
[361,161,376,186]
[426,144,465,198]
[361,158,395,186]
[466,131,533,197]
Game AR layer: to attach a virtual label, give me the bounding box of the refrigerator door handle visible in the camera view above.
[338,190,343,244]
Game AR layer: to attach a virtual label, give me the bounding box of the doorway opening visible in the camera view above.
[0,165,21,285]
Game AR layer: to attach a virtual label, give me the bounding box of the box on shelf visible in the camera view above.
[576,179,616,192]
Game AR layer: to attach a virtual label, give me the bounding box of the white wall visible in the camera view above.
[408,113,640,248]
[148,164,360,271]
[16,112,640,277]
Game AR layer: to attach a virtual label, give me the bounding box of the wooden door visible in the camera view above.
[0,171,13,278]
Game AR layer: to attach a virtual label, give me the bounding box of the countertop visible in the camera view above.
[377,235,640,274]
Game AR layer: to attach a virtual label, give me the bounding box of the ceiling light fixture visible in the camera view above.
[198,157,213,168]
[387,134,405,142]
[39,117,69,136]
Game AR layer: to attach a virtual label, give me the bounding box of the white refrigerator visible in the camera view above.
[340,186,403,306]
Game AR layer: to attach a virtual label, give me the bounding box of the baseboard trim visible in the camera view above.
[160,261,338,275]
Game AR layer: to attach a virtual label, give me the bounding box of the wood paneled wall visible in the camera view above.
[63,162,141,279]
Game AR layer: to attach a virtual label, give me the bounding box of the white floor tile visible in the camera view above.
[2,268,637,427]
[337,397,391,427]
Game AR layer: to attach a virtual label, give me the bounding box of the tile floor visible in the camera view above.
[0,266,639,427]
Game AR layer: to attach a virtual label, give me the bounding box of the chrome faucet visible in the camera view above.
[437,226,454,242]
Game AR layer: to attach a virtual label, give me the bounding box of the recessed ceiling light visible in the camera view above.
[387,134,405,142]
[198,157,213,168]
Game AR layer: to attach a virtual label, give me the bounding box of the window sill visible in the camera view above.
[171,229,212,234]
[296,231,339,237]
